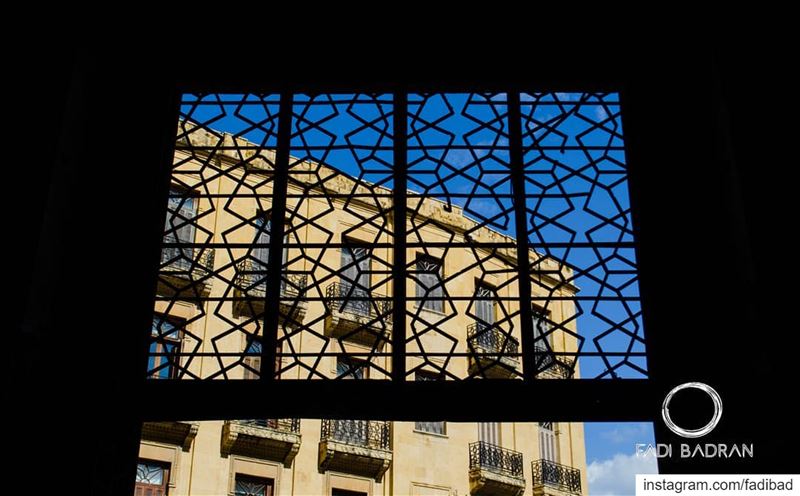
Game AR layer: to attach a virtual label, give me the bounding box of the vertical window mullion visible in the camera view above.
[259,92,293,383]
[507,91,536,381]
[392,92,407,382]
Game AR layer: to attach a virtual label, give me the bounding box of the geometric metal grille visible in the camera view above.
[148,91,646,380]
[520,92,644,378]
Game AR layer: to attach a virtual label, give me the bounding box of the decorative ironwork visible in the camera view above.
[467,322,520,356]
[520,92,644,378]
[135,462,166,484]
[531,459,582,494]
[237,418,300,433]
[158,247,215,296]
[234,262,307,299]
[534,344,575,379]
[235,476,271,496]
[148,91,645,380]
[320,419,390,450]
[469,441,524,479]
[325,282,392,320]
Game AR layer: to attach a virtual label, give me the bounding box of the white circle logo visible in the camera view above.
[661,382,723,439]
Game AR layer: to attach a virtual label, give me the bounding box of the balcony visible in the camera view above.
[221,419,301,468]
[141,421,199,452]
[323,283,392,347]
[467,323,520,378]
[157,248,214,298]
[232,260,308,325]
[468,441,526,496]
[531,460,582,496]
[318,419,392,482]
[533,344,576,380]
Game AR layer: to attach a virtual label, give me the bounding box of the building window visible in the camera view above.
[479,422,501,447]
[416,254,443,312]
[243,339,262,381]
[134,460,169,496]
[252,216,271,290]
[472,283,497,350]
[532,307,551,345]
[148,315,182,379]
[340,244,371,316]
[414,371,446,435]
[474,283,496,326]
[539,421,557,463]
[337,356,368,379]
[243,339,283,380]
[234,474,274,496]
[161,188,196,270]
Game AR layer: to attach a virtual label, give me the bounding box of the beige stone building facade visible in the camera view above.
[137,126,588,496]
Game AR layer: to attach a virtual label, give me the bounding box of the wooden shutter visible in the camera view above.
[475,285,495,325]
[479,422,500,446]
[417,257,443,312]
[539,422,557,462]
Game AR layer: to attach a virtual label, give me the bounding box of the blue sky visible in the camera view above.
[585,422,658,495]
[179,93,655,494]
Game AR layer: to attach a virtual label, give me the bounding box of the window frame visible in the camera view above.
[414,253,444,313]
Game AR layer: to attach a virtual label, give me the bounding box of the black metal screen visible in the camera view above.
[149,92,645,381]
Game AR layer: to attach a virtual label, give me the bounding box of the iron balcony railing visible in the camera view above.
[236,418,301,433]
[320,419,390,450]
[531,460,582,494]
[467,323,520,357]
[325,282,392,320]
[234,260,307,300]
[160,247,215,277]
[469,441,524,479]
[533,344,576,379]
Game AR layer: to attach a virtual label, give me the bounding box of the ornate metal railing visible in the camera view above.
[531,460,582,494]
[467,323,520,357]
[533,344,576,379]
[320,419,390,450]
[236,418,300,433]
[160,247,215,277]
[325,282,392,320]
[469,441,524,479]
[234,260,307,299]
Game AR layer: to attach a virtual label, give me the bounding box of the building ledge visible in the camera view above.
[141,421,199,452]
[469,467,526,496]
[318,438,392,483]
[221,420,301,468]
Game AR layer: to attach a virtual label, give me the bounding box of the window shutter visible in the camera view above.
[475,286,494,325]
[532,309,551,345]
[479,422,500,446]
[429,266,443,312]
[539,422,557,462]
[416,258,443,312]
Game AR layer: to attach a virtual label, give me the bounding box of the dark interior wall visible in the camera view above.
[7,40,797,494]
